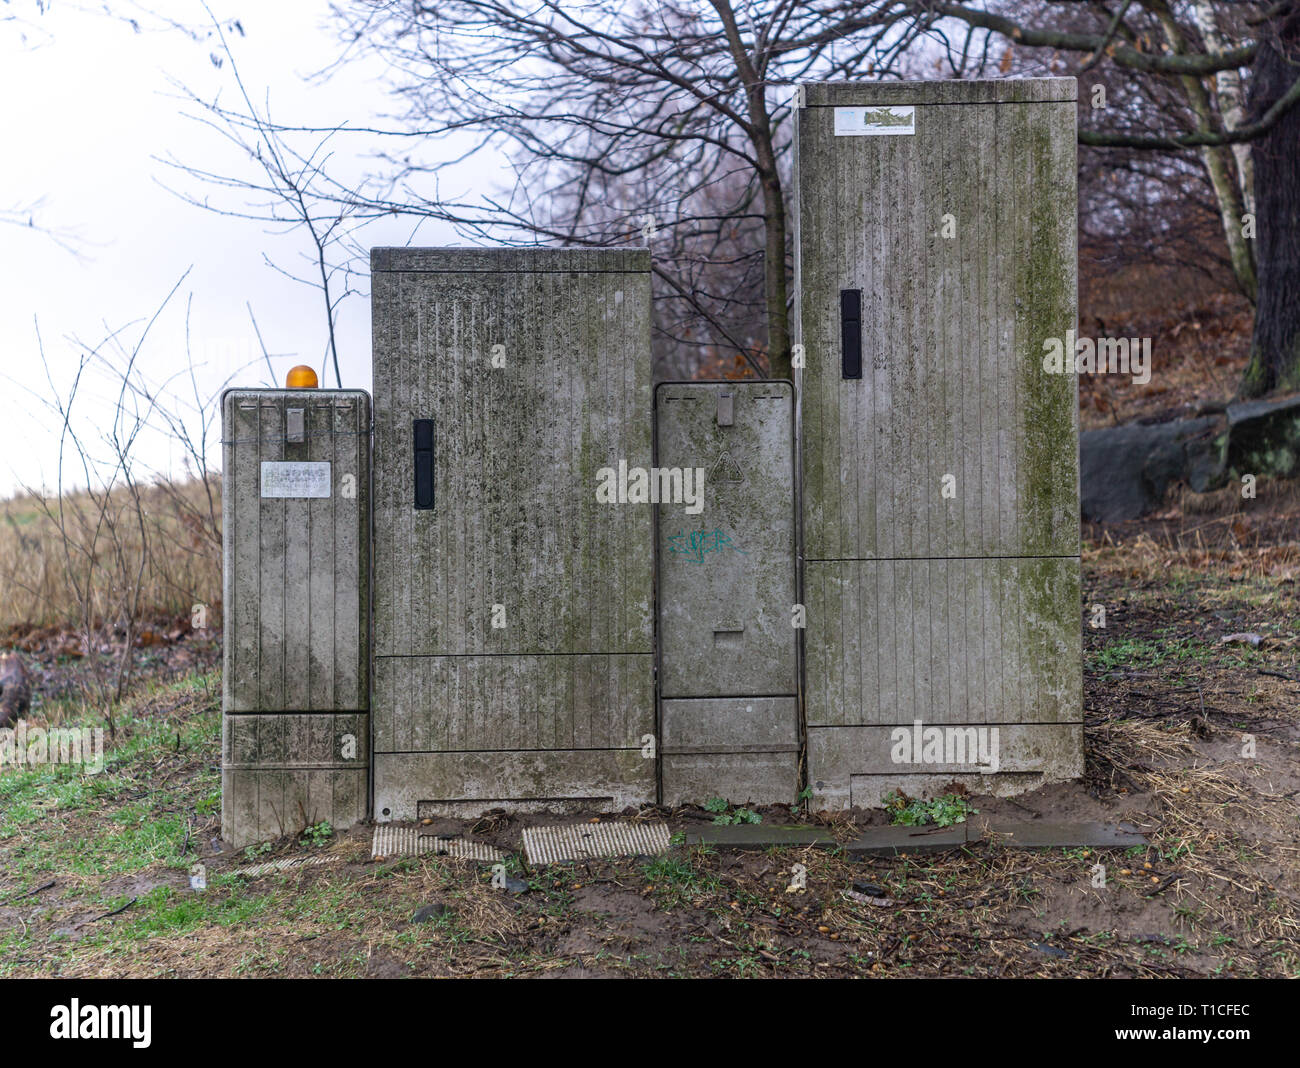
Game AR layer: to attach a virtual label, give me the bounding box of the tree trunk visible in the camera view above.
[761,173,792,381]
[1242,9,1300,397]
[1151,2,1256,303]
[708,0,791,380]
[1191,0,1255,217]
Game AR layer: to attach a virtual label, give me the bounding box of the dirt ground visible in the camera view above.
[1,491,1297,978]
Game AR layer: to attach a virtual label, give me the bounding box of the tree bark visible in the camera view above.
[1190,0,1255,217]
[1242,8,1300,397]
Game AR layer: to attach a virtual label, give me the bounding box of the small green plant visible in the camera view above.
[641,854,719,907]
[884,791,976,827]
[300,821,334,848]
[703,797,762,825]
[243,841,274,861]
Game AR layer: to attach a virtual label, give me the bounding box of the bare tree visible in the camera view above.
[6,275,255,726]
[171,1,936,380]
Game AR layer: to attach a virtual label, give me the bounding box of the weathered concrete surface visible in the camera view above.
[1080,415,1226,521]
[221,389,371,847]
[804,558,1082,726]
[682,820,1145,853]
[655,382,797,698]
[222,712,368,846]
[684,824,841,849]
[655,382,799,806]
[844,824,972,854]
[370,248,654,818]
[373,749,652,818]
[793,79,1083,807]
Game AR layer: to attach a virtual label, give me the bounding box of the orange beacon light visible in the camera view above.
[285,365,319,388]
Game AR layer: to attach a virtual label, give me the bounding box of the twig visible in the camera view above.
[1,879,56,905]
[84,897,138,924]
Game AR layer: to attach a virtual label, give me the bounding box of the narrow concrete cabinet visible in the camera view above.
[655,381,799,806]
[221,389,371,847]
[793,79,1084,807]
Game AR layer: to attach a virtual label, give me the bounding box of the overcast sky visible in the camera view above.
[0,0,479,498]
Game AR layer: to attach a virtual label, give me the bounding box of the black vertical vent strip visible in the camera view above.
[414,418,435,509]
[841,289,862,379]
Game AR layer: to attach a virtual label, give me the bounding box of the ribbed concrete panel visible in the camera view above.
[522,822,670,865]
[796,86,1078,562]
[370,826,507,862]
[221,390,371,848]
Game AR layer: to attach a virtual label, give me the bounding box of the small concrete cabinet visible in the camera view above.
[655,381,799,806]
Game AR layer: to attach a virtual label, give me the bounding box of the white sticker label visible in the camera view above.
[260,461,332,498]
[833,105,915,136]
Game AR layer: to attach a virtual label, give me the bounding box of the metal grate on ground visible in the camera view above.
[371,825,507,862]
[522,822,671,866]
[230,854,341,878]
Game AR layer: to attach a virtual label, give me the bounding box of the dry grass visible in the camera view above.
[0,477,221,634]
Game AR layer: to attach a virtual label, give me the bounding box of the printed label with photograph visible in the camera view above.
[833,105,915,136]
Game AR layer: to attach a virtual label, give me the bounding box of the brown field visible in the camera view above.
[0,478,222,637]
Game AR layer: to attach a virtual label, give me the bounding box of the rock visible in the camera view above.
[1225,392,1300,479]
[0,653,31,729]
[1080,415,1226,522]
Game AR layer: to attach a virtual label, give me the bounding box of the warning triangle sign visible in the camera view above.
[710,451,744,484]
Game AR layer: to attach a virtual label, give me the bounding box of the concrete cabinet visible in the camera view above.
[221,389,371,846]
[370,248,655,817]
[655,381,799,806]
[794,79,1084,807]
[220,79,1090,839]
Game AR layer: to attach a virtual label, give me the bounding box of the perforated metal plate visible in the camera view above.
[522,822,670,866]
[230,854,341,878]
[371,825,507,862]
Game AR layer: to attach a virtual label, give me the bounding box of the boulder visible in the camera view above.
[1079,415,1226,522]
[1225,392,1300,480]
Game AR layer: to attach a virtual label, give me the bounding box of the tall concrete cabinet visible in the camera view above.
[370,248,655,818]
[794,79,1084,807]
